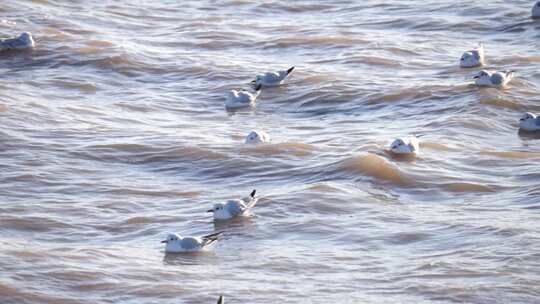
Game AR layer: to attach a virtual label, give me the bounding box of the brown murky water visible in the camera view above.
[1,1,540,303]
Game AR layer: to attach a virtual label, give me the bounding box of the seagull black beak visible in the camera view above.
[207,209,214,213]
[473,75,479,79]
[161,240,168,244]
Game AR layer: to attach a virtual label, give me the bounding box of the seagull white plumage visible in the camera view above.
[161,231,222,253]
[473,70,514,87]
[533,1,540,18]
[245,130,270,144]
[207,190,258,220]
[0,32,35,51]
[225,84,262,109]
[251,67,294,88]
[519,112,540,131]
[390,136,420,155]
[460,43,484,68]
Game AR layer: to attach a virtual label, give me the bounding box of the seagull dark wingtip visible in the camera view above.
[217,295,224,304]
[204,231,224,240]
[250,189,256,198]
[287,66,295,75]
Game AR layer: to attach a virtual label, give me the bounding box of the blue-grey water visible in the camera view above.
[1,1,540,303]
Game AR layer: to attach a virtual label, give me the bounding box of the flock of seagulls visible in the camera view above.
[224,66,295,109]
[219,2,539,160]
[162,190,258,253]
[2,2,540,302]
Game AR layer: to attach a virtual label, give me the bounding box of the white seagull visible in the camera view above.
[460,43,484,68]
[533,1,540,18]
[245,130,270,144]
[207,190,258,220]
[390,136,420,155]
[473,70,514,88]
[161,231,222,253]
[519,112,540,131]
[0,32,35,51]
[251,67,294,88]
[225,84,262,109]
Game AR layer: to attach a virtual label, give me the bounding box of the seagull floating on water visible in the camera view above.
[207,190,258,220]
[519,112,540,131]
[225,84,262,109]
[533,1,540,18]
[161,231,222,253]
[0,32,35,51]
[245,130,270,144]
[251,67,294,88]
[390,136,420,155]
[460,43,484,68]
[473,70,514,88]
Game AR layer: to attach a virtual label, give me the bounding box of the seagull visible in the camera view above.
[251,67,294,88]
[390,136,420,155]
[225,84,262,109]
[207,190,258,220]
[0,32,35,51]
[460,43,484,68]
[217,295,224,304]
[519,112,540,131]
[161,231,222,253]
[245,130,270,144]
[473,70,514,88]
[533,1,540,18]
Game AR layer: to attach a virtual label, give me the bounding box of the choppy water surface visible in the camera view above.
[1,0,540,303]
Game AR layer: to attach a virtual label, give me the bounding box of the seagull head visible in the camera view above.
[390,138,412,154]
[460,51,477,67]
[473,70,491,85]
[207,203,232,220]
[520,112,536,122]
[533,2,540,18]
[245,130,269,144]
[251,75,263,86]
[473,70,489,79]
[162,233,180,244]
[19,32,34,46]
